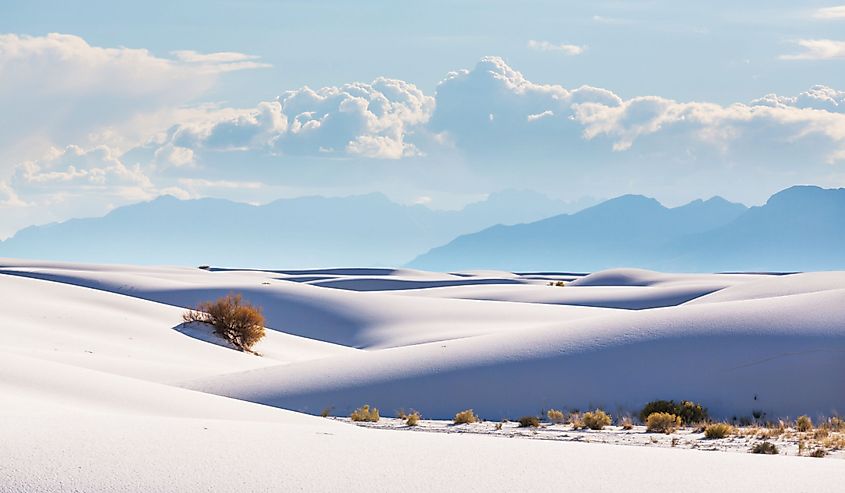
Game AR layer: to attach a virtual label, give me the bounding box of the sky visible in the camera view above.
[1,0,844,238]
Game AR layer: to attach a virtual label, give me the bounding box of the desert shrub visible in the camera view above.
[620,416,634,430]
[704,423,734,439]
[676,400,708,425]
[518,416,540,428]
[495,422,504,431]
[320,407,331,418]
[406,412,420,426]
[454,409,479,424]
[569,412,584,429]
[547,409,566,424]
[809,448,827,458]
[582,410,612,430]
[796,415,814,432]
[646,412,682,434]
[750,442,778,455]
[350,404,380,422]
[639,400,708,425]
[183,294,265,352]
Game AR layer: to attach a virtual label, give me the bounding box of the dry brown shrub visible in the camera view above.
[454,409,479,424]
[518,416,540,428]
[704,422,734,439]
[350,404,380,422]
[620,416,634,430]
[646,412,682,434]
[582,410,612,430]
[547,409,566,424]
[796,415,814,432]
[406,412,420,426]
[183,294,265,352]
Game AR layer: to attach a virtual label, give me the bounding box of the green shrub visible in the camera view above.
[796,415,813,432]
[750,442,778,454]
[518,416,540,428]
[350,404,380,422]
[454,409,479,424]
[638,400,708,425]
[183,294,266,352]
[582,410,612,430]
[646,412,682,434]
[547,409,566,424]
[704,423,734,439]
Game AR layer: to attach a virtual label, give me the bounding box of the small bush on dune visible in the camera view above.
[796,415,814,432]
[750,442,778,455]
[620,416,634,430]
[454,409,479,424]
[183,294,265,352]
[569,413,584,429]
[646,412,682,434]
[350,404,380,422]
[406,412,420,426]
[547,409,566,424]
[809,448,827,458]
[639,400,708,425]
[320,407,332,418]
[518,416,540,428]
[582,410,612,430]
[704,423,734,439]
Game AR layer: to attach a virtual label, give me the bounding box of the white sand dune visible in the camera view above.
[2,260,844,491]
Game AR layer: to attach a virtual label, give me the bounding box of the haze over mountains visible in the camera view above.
[2,185,843,272]
[410,186,845,272]
[0,190,591,268]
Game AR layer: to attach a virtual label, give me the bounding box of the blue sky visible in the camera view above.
[1,0,844,237]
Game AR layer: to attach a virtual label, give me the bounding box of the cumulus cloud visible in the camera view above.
[780,39,845,60]
[0,33,269,167]
[814,6,845,19]
[154,77,433,160]
[752,85,845,113]
[527,40,585,55]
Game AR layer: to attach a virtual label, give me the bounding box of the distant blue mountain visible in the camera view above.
[409,185,845,272]
[0,190,588,268]
[409,193,749,271]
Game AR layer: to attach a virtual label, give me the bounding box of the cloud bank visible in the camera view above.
[2,33,845,236]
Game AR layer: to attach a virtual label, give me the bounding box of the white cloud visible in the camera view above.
[0,33,269,168]
[814,6,845,19]
[170,50,271,73]
[155,77,433,160]
[527,40,585,55]
[752,85,845,113]
[780,39,845,60]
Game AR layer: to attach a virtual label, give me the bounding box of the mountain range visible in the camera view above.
[2,185,843,272]
[0,190,590,268]
[409,185,845,272]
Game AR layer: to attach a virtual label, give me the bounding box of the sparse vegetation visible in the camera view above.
[495,422,504,431]
[796,415,814,432]
[809,448,827,458]
[646,412,682,434]
[547,409,566,424]
[454,409,479,424]
[704,423,734,439]
[183,294,265,352]
[518,416,540,428]
[582,410,612,430]
[406,412,420,426]
[620,416,634,430]
[320,407,331,418]
[638,400,707,425]
[350,404,380,422]
[547,281,566,287]
[750,442,779,455]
